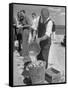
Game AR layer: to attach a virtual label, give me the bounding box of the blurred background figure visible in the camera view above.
[31,12,39,30]
[15,10,31,52]
[14,40,19,50]
[61,35,66,47]
[31,12,40,30]
[13,17,18,41]
[31,12,39,41]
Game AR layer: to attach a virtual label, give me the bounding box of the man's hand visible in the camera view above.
[36,34,49,44]
[17,25,23,28]
[36,38,41,44]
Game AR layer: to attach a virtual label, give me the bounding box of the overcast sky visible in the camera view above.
[13,4,65,25]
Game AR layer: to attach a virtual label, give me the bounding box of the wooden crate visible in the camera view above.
[45,67,61,83]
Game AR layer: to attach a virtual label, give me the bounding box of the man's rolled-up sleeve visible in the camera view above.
[45,20,53,37]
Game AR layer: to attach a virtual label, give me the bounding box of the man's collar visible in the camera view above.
[44,17,50,23]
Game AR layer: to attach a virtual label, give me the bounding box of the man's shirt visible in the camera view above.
[44,18,53,37]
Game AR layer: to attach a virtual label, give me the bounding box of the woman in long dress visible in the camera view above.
[48,31,56,68]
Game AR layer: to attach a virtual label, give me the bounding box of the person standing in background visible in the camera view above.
[15,10,31,52]
[61,35,66,47]
[30,12,39,41]
[31,12,39,30]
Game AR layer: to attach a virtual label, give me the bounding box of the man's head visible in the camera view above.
[41,8,49,22]
[32,12,36,19]
[17,10,26,21]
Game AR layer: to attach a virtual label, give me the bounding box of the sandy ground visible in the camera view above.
[13,35,65,86]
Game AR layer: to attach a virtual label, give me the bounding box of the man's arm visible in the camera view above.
[38,34,49,41]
